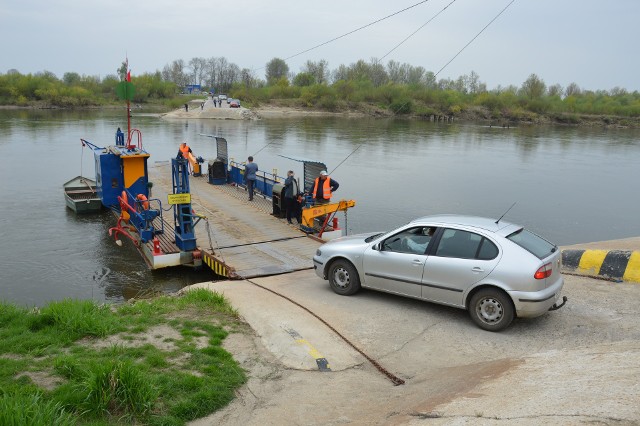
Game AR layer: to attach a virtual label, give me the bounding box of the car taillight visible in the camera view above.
[534,263,552,280]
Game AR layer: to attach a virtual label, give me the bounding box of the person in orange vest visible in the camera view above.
[312,170,339,206]
[177,142,193,159]
[177,141,197,173]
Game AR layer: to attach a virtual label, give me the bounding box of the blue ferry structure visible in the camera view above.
[80,128,203,270]
[66,65,356,279]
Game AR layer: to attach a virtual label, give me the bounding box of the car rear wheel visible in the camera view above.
[469,288,514,332]
[328,259,361,296]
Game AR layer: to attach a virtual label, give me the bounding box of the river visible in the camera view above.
[1,109,639,307]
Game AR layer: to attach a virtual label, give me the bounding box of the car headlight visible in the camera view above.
[316,249,322,257]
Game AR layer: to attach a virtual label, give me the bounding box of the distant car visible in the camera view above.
[226,97,232,104]
[229,99,240,108]
[313,215,566,331]
[218,94,228,101]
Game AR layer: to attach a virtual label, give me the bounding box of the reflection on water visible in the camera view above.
[0,109,639,307]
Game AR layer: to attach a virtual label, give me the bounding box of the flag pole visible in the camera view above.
[126,57,131,143]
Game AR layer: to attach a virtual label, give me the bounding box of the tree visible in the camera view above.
[565,82,581,97]
[520,73,546,99]
[547,84,563,97]
[240,68,260,88]
[293,72,315,87]
[36,70,58,82]
[63,72,81,85]
[188,57,207,85]
[266,58,289,85]
[369,58,388,87]
[302,59,329,85]
[162,60,188,88]
[610,86,628,96]
[117,60,128,81]
[423,71,437,89]
[331,64,349,83]
[467,71,481,94]
[406,66,426,86]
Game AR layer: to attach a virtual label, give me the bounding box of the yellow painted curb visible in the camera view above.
[577,250,608,275]
[623,251,640,283]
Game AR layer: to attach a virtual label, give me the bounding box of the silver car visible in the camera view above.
[313,215,566,331]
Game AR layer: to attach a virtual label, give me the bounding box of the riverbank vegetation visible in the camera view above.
[0,289,246,425]
[2,56,639,126]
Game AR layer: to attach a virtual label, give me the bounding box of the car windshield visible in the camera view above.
[506,228,556,259]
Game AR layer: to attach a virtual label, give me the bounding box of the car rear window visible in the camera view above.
[506,228,556,259]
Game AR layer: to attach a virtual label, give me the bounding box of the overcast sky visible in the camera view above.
[1,0,637,91]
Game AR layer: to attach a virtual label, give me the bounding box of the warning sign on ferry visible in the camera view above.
[168,193,191,205]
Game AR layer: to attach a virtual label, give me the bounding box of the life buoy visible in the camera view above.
[136,194,149,210]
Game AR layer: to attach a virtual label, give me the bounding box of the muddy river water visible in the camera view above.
[1,109,638,306]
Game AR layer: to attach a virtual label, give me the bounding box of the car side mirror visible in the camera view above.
[372,243,381,251]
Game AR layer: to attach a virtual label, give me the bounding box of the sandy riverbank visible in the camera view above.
[160,98,370,121]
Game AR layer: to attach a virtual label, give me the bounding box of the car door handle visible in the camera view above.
[472,267,484,273]
[412,259,424,265]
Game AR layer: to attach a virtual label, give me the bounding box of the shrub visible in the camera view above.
[77,360,157,421]
[390,99,413,114]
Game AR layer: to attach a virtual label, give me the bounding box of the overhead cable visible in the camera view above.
[253,0,433,71]
[378,0,457,63]
[435,0,517,77]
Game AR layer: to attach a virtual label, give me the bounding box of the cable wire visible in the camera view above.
[434,0,516,77]
[378,0,457,63]
[254,0,433,71]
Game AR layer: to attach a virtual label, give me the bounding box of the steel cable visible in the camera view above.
[242,277,406,386]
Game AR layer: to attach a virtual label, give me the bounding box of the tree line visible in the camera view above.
[1,57,639,124]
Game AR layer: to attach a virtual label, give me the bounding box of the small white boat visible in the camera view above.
[63,176,102,213]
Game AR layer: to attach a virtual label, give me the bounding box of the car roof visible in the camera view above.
[410,214,522,236]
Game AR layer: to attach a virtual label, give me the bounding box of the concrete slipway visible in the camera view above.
[186,262,640,425]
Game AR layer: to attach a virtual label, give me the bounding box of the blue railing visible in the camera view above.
[228,160,284,198]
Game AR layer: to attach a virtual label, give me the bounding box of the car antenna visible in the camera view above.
[495,202,517,224]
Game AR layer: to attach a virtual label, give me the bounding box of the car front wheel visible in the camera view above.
[328,259,361,296]
[469,288,514,332]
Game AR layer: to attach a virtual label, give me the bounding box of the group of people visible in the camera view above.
[243,156,339,224]
[170,145,340,223]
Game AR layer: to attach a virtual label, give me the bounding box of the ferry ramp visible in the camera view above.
[149,163,321,279]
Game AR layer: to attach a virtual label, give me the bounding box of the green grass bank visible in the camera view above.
[0,289,247,425]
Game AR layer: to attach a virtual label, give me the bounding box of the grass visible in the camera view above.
[0,288,247,425]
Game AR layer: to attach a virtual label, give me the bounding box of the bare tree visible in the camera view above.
[162,60,188,87]
[302,59,329,84]
[332,64,349,82]
[188,57,207,85]
[467,71,481,94]
[240,68,260,88]
[547,84,563,97]
[386,60,403,83]
[204,57,219,89]
[369,58,388,87]
[609,86,628,96]
[565,82,581,97]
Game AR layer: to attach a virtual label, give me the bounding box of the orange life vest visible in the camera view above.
[312,177,332,200]
[179,144,190,156]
